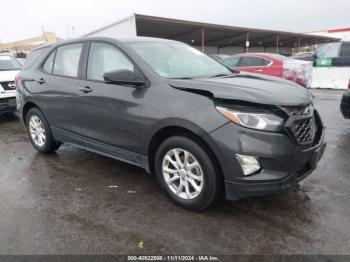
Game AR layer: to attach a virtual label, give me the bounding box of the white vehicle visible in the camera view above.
[0,54,21,114]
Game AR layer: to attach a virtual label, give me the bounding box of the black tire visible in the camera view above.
[26,107,60,154]
[154,135,222,211]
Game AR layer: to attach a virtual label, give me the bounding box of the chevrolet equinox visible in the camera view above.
[17,37,326,210]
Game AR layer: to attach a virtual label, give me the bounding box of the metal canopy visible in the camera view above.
[134,14,339,49]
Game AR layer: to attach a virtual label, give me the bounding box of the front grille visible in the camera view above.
[291,116,316,145]
[282,105,312,117]
[281,105,320,147]
[0,81,16,91]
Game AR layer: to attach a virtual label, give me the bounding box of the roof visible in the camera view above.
[133,14,339,48]
[83,14,339,49]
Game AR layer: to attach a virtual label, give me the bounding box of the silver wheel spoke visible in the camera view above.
[163,167,178,174]
[174,149,183,168]
[184,179,191,199]
[188,171,203,182]
[187,177,201,192]
[166,175,180,185]
[187,161,200,171]
[176,182,184,195]
[165,155,178,169]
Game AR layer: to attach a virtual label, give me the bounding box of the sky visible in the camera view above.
[1,0,349,43]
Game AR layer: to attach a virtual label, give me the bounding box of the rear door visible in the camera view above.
[33,42,85,134]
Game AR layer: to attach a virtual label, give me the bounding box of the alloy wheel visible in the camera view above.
[162,148,204,200]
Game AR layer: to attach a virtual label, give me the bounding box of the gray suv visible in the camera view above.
[17,37,326,210]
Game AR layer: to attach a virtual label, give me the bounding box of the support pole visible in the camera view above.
[201,28,205,52]
[245,32,250,53]
[276,35,280,53]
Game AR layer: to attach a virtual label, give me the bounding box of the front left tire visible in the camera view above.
[26,107,60,154]
[154,135,222,211]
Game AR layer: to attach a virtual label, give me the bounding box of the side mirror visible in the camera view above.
[103,70,146,87]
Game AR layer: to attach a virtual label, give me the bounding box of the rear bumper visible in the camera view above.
[340,90,350,119]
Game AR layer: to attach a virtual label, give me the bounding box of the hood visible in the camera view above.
[168,73,312,106]
[0,70,19,82]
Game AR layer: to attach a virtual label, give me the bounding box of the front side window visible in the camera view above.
[53,43,83,77]
[87,43,135,81]
[0,55,22,71]
[129,41,231,79]
[223,57,240,68]
[340,43,350,56]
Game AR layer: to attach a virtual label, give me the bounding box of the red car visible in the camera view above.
[222,53,312,87]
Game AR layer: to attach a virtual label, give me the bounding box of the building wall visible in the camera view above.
[308,29,350,41]
[218,46,245,55]
[265,47,292,54]
[84,16,137,38]
[193,46,218,54]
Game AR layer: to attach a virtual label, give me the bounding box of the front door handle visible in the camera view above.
[254,69,263,72]
[78,86,93,93]
[36,78,45,84]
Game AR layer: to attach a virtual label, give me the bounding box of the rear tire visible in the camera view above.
[26,108,60,154]
[154,136,221,211]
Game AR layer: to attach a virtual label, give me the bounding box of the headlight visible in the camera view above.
[216,106,284,132]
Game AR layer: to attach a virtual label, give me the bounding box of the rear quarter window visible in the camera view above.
[22,47,50,70]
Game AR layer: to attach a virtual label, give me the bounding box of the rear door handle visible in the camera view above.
[78,86,93,93]
[254,69,263,72]
[36,78,45,84]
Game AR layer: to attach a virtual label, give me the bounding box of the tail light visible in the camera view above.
[14,74,21,88]
[348,79,350,89]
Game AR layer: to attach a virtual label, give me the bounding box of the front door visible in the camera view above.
[75,41,145,153]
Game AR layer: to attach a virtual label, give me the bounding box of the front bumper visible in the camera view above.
[207,112,326,201]
[340,90,350,119]
[0,96,16,114]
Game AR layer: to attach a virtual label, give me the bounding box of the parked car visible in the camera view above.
[291,51,317,63]
[17,37,326,210]
[316,42,350,67]
[16,58,26,65]
[0,54,21,114]
[222,53,313,87]
[340,79,350,118]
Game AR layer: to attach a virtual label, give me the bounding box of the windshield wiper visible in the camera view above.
[168,77,194,80]
[210,71,240,78]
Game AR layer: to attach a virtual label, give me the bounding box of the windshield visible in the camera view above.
[0,55,22,71]
[317,43,341,59]
[129,41,231,79]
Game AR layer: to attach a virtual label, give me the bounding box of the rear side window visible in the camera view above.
[53,43,83,77]
[239,56,270,67]
[223,57,240,68]
[22,47,49,70]
[42,51,56,74]
[87,42,134,81]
